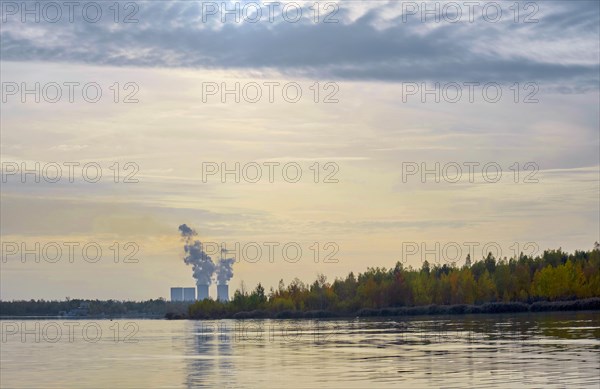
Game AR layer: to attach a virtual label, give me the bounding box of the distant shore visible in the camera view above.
[166,297,600,320]
[0,314,165,320]
[2,299,599,321]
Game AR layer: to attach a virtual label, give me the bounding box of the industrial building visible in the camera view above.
[171,286,199,302]
[171,285,228,301]
[170,287,184,302]
[183,287,196,301]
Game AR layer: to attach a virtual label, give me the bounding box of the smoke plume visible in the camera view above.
[216,248,235,285]
[178,224,215,285]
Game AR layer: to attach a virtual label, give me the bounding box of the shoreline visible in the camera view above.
[175,297,600,320]
[2,298,598,320]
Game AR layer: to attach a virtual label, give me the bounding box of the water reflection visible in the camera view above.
[1,312,598,388]
[182,321,236,388]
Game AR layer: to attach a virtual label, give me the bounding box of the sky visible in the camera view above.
[1,0,599,300]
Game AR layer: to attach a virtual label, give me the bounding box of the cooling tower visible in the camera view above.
[183,287,196,301]
[197,284,209,300]
[170,287,183,302]
[217,284,229,302]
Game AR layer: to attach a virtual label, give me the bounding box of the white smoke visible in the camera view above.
[178,224,215,285]
[216,248,235,285]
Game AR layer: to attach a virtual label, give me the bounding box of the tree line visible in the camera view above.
[2,246,598,319]
[188,246,600,318]
[0,298,188,317]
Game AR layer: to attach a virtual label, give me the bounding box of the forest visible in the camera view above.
[188,246,600,319]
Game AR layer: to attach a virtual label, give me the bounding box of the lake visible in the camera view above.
[1,311,599,388]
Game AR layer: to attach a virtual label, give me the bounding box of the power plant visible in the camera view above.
[174,224,235,303]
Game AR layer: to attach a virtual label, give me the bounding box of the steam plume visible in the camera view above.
[216,247,235,285]
[178,224,215,285]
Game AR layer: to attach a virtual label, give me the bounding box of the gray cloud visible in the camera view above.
[1,1,598,85]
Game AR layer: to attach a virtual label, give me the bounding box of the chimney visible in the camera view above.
[217,284,229,302]
[197,284,209,300]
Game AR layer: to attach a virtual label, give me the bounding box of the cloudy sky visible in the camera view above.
[1,0,599,300]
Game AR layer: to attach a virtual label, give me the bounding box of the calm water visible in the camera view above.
[1,311,599,388]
